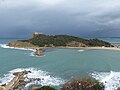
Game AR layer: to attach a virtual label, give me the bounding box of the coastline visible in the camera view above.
[1,43,120,51]
[36,46,120,51]
[63,46,120,51]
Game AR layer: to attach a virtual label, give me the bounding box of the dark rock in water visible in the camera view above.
[34,48,44,56]
[13,70,31,76]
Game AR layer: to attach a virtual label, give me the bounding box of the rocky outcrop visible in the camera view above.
[0,86,6,90]
[0,71,31,90]
[8,40,45,56]
[8,40,36,48]
[34,49,44,56]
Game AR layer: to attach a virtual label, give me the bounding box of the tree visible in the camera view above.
[32,86,56,90]
[61,77,104,90]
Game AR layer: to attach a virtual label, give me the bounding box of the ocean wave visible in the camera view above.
[0,44,36,52]
[90,71,120,90]
[0,68,64,89]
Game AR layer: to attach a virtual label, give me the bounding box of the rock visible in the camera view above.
[13,70,31,76]
[34,48,44,56]
[4,70,31,90]
[8,40,36,48]
[0,86,6,90]
[8,41,17,47]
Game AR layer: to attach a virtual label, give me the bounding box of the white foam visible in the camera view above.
[0,44,46,57]
[78,49,84,52]
[0,44,35,52]
[0,68,64,88]
[90,71,120,90]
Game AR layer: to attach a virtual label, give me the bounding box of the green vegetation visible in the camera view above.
[31,77,104,90]
[32,86,56,90]
[19,34,113,47]
[61,77,104,90]
[117,87,120,90]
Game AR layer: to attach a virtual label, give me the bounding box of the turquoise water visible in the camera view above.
[0,38,120,90]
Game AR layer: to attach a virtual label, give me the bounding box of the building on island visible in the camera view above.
[33,32,42,37]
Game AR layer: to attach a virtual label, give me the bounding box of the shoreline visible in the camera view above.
[32,46,120,51]
[63,46,120,51]
[1,44,120,51]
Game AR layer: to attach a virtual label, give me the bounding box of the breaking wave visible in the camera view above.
[0,68,64,89]
[90,71,120,90]
[0,44,44,57]
[0,44,35,51]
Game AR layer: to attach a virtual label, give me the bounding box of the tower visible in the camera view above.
[33,32,42,37]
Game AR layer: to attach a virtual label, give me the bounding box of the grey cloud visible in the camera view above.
[0,0,120,38]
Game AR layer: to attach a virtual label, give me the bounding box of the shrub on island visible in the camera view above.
[32,86,56,90]
[9,33,113,48]
[117,87,120,90]
[61,77,104,90]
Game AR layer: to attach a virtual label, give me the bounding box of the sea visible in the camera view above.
[0,38,120,90]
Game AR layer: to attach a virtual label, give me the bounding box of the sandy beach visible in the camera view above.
[38,46,120,51]
[59,46,120,51]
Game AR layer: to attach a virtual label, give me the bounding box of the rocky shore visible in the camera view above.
[0,71,31,90]
[0,71,47,90]
[8,40,37,48]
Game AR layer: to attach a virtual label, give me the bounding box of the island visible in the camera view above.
[7,32,118,56]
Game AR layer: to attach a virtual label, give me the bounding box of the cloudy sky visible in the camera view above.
[0,0,120,38]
